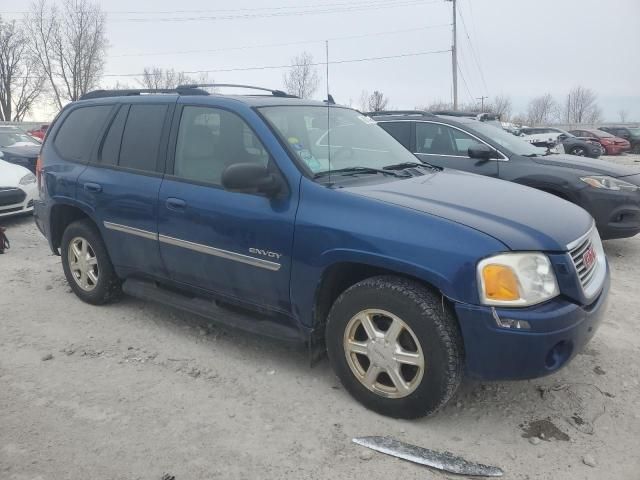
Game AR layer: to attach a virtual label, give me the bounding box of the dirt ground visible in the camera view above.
[1,154,639,480]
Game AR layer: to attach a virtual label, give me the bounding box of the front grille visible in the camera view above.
[570,236,598,288]
[0,187,26,207]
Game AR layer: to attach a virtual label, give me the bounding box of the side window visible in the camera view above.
[416,123,481,156]
[118,104,168,172]
[379,122,411,150]
[173,106,269,186]
[449,128,484,156]
[53,105,112,162]
[99,105,129,166]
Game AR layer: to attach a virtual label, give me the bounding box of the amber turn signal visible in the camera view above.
[481,264,520,301]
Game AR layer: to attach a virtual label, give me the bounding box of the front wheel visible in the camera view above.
[570,146,587,156]
[61,219,122,305]
[325,276,464,418]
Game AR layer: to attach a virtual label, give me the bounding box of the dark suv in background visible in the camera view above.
[371,111,640,240]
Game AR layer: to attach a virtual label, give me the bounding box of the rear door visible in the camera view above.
[414,121,499,176]
[76,100,173,278]
[157,103,296,313]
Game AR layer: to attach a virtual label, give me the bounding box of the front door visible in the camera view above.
[157,104,296,314]
[414,122,499,177]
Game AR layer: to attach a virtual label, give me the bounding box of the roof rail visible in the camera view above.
[365,110,436,118]
[176,83,296,98]
[80,87,209,100]
[431,110,501,122]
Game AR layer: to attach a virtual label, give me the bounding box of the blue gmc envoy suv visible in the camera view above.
[34,85,610,418]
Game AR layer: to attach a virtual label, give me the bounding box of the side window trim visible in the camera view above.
[96,104,130,165]
[414,120,508,161]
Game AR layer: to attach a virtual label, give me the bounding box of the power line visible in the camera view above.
[457,5,489,95]
[457,63,474,104]
[110,24,451,58]
[1,0,441,22]
[7,48,451,80]
[0,0,439,15]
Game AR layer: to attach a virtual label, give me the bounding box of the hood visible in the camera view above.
[0,144,41,158]
[0,159,32,185]
[532,154,640,177]
[343,169,593,251]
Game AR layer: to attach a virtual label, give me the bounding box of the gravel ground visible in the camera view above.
[1,154,639,480]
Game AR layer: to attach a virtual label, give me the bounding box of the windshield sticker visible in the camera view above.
[288,136,322,171]
[357,115,376,125]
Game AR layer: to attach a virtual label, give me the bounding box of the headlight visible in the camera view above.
[580,175,639,192]
[477,253,559,307]
[19,173,36,185]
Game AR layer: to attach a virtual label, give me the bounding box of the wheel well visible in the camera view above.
[50,204,92,252]
[313,262,439,329]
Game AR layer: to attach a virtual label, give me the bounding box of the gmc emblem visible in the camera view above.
[582,245,597,271]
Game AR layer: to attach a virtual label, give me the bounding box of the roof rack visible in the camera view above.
[80,87,209,100]
[431,110,501,122]
[176,83,296,98]
[364,110,436,118]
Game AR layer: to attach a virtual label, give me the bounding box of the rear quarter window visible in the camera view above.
[53,105,113,162]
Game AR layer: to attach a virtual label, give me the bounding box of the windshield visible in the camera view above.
[465,122,545,156]
[259,106,420,175]
[0,130,41,147]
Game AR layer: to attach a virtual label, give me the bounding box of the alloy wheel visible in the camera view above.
[68,236,99,292]
[343,309,425,399]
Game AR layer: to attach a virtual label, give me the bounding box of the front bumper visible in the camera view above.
[575,179,640,240]
[454,271,610,381]
[0,183,37,218]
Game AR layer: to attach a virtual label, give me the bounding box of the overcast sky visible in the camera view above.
[5,0,640,121]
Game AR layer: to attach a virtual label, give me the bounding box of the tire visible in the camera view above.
[569,146,587,156]
[325,275,463,419]
[61,219,122,305]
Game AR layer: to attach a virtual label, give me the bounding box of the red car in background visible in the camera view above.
[27,124,49,141]
[569,128,631,155]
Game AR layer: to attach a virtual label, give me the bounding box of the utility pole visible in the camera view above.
[477,96,488,111]
[447,0,458,110]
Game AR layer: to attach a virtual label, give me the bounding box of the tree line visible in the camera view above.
[0,5,625,125]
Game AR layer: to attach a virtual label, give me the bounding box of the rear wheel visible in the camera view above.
[325,276,463,418]
[61,219,122,305]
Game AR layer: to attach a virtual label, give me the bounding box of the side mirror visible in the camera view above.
[468,144,499,160]
[221,163,282,196]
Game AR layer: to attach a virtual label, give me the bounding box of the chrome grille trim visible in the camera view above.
[567,224,606,300]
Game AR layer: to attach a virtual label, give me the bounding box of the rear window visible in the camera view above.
[53,106,112,162]
[118,104,168,172]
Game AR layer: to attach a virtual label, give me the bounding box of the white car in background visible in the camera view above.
[0,151,38,218]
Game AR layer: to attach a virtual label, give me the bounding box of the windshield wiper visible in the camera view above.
[314,167,408,179]
[383,161,440,171]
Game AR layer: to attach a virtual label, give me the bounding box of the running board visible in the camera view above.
[122,278,303,342]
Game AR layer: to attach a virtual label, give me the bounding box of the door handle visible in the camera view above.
[166,197,187,211]
[84,182,102,193]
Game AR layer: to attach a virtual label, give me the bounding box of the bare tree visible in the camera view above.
[137,67,212,90]
[0,17,46,121]
[283,52,319,99]
[358,90,370,112]
[618,109,629,123]
[526,93,559,126]
[563,86,602,124]
[25,0,107,109]
[367,91,389,112]
[488,94,512,120]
